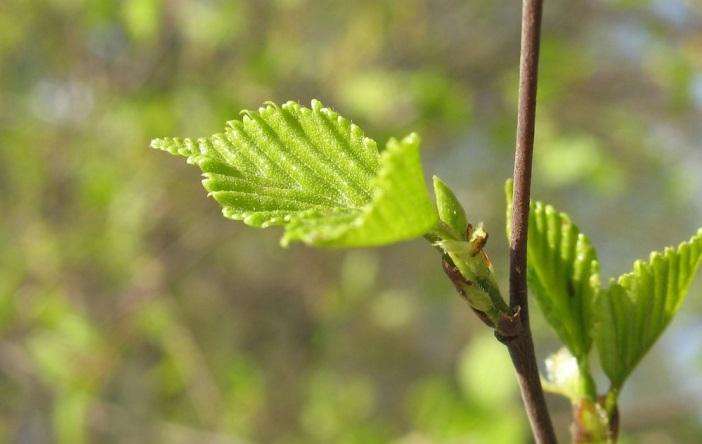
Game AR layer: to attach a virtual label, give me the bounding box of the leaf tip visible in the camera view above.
[403,132,421,146]
[149,137,164,150]
[310,99,324,112]
[279,233,293,248]
[239,109,255,121]
[650,249,663,262]
[150,137,199,158]
[150,137,179,155]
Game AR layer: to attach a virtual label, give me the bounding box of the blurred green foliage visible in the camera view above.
[1,0,702,442]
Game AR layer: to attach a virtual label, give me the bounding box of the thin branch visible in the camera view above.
[511,0,541,309]
[504,1,557,443]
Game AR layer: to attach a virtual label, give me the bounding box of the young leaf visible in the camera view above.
[594,229,702,390]
[151,100,438,247]
[505,180,600,360]
[433,176,468,239]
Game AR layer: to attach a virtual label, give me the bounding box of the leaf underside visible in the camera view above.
[505,181,600,360]
[527,202,600,360]
[151,100,437,247]
[594,228,702,389]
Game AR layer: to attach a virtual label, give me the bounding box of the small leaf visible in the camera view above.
[152,100,438,247]
[433,176,468,239]
[594,229,702,389]
[505,180,600,360]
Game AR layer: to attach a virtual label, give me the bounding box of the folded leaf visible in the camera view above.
[594,229,702,389]
[505,180,600,360]
[433,176,468,240]
[151,100,438,247]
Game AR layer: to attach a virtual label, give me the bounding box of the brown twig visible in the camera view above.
[504,1,558,443]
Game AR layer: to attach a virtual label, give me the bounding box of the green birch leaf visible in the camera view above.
[151,100,438,247]
[433,176,468,240]
[505,180,600,360]
[594,229,702,390]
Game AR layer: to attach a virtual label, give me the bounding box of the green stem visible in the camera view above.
[577,361,597,401]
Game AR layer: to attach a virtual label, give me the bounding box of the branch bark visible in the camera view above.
[504,1,557,443]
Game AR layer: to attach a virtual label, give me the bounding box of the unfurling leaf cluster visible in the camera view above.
[506,179,702,437]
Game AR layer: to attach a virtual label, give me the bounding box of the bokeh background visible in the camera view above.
[2,0,702,442]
